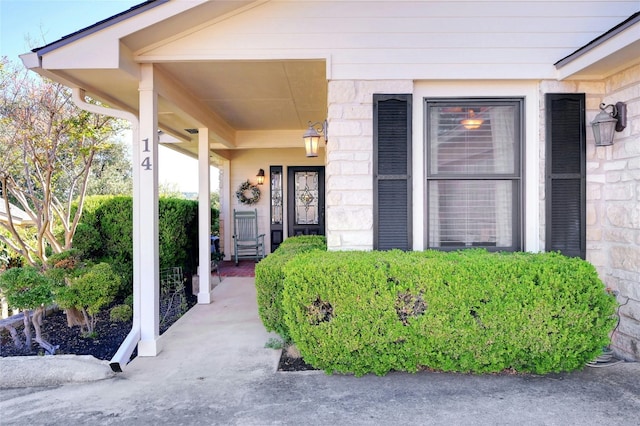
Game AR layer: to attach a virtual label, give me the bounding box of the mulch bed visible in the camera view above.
[277,349,317,372]
[1,296,316,372]
[278,344,317,371]
[1,308,134,359]
[1,294,197,360]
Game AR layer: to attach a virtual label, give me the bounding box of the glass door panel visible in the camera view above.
[287,166,325,237]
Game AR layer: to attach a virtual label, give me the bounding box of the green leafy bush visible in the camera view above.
[45,249,85,286]
[74,195,218,295]
[0,266,53,310]
[0,266,56,353]
[110,304,133,323]
[281,250,617,376]
[158,197,198,272]
[254,235,326,340]
[72,222,103,257]
[54,262,121,335]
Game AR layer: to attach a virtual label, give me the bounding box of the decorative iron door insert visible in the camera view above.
[287,166,325,237]
[270,165,284,252]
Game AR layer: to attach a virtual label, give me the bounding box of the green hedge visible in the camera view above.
[281,249,617,376]
[254,235,326,340]
[74,195,218,289]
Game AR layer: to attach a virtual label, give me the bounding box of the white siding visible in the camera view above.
[140,1,638,80]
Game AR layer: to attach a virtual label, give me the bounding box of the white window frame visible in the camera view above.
[410,81,540,253]
[424,97,524,251]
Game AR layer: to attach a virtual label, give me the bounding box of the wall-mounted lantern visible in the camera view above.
[256,169,265,185]
[591,102,627,146]
[302,120,328,157]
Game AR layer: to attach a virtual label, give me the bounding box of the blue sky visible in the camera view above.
[1,0,206,193]
[1,1,141,60]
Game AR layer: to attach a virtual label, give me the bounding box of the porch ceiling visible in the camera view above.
[159,59,327,132]
[58,59,327,159]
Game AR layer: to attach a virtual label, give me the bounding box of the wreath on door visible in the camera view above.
[235,180,261,205]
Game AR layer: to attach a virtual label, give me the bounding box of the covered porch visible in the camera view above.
[20,1,331,368]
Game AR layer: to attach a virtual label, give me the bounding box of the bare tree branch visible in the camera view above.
[0,58,125,266]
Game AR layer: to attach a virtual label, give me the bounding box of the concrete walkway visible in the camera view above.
[1,277,639,425]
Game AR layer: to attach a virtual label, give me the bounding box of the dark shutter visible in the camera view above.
[545,93,586,258]
[373,94,412,250]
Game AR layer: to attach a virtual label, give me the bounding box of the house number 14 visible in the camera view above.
[141,138,152,170]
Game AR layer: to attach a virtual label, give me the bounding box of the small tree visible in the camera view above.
[85,138,132,196]
[0,58,126,266]
[0,266,57,354]
[54,262,120,336]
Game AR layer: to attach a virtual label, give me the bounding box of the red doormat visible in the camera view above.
[217,260,256,277]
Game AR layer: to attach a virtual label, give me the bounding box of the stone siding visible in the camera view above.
[540,63,640,361]
[597,64,640,361]
[326,80,413,251]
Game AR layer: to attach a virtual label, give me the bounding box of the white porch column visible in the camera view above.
[137,64,161,356]
[198,128,213,304]
[221,159,231,260]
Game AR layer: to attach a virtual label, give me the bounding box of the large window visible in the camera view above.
[425,98,523,251]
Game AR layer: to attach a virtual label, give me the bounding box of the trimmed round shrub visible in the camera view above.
[0,266,53,310]
[282,250,617,376]
[110,304,133,323]
[255,235,326,340]
[55,262,121,319]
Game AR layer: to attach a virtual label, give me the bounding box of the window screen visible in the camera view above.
[426,99,522,251]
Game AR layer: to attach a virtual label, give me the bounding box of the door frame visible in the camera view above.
[287,166,325,237]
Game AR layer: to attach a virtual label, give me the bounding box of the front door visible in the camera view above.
[287,166,325,236]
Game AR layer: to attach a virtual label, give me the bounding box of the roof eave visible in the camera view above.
[555,11,640,79]
[29,0,168,58]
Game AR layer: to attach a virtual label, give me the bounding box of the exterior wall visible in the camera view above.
[225,148,324,257]
[144,1,637,81]
[326,80,413,251]
[591,64,640,361]
[327,80,541,252]
[328,75,640,359]
[539,64,640,361]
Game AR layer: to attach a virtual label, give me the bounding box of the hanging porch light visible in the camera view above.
[302,120,328,157]
[256,169,265,185]
[591,102,627,147]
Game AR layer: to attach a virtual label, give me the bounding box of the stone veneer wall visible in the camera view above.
[593,64,640,361]
[540,63,640,361]
[325,80,413,251]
